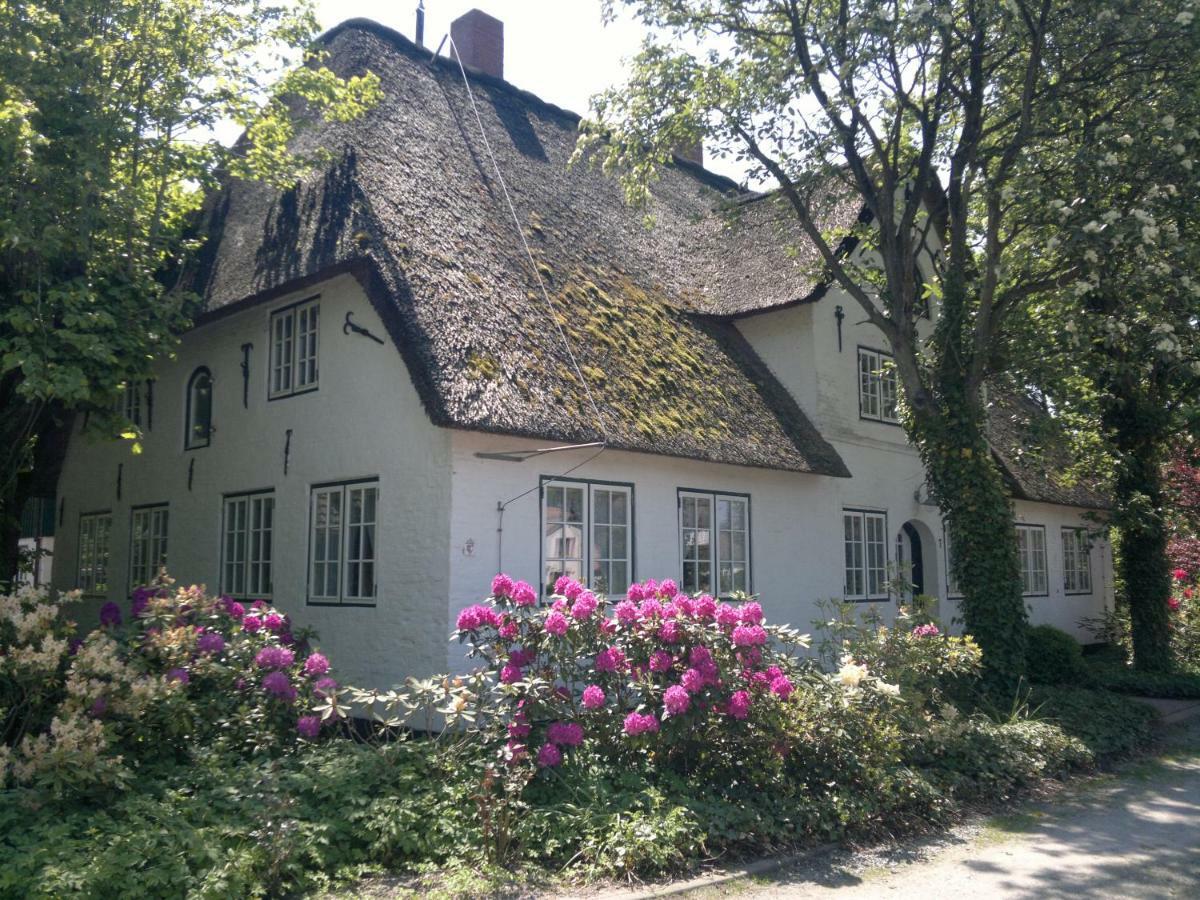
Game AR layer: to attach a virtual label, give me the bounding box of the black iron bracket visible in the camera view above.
[284,429,293,476]
[240,343,253,408]
[116,463,123,501]
[58,497,64,527]
[835,305,845,352]
[188,457,195,491]
[343,311,385,345]
[146,380,154,431]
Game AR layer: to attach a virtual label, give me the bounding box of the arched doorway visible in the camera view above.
[895,519,937,603]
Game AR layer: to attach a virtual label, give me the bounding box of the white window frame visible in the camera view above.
[844,509,888,600]
[857,347,900,424]
[1016,524,1049,596]
[541,479,634,596]
[222,491,275,598]
[308,479,378,605]
[129,505,168,590]
[1062,526,1093,595]
[269,298,320,399]
[678,490,750,598]
[77,511,112,596]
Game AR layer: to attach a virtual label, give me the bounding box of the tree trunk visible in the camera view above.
[1109,396,1173,672]
[913,410,1027,694]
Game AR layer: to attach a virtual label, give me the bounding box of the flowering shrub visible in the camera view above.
[451,573,918,786]
[0,580,342,797]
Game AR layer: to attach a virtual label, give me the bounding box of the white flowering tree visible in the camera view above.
[580,0,1195,689]
[1008,50,1200,671]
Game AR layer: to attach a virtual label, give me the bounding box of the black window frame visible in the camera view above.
[184,366,213,450]
[856,346,902,426]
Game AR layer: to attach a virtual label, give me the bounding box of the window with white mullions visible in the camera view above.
[308,480,378,604]
[77,512,112,595]
[130,505,168,589]
[1016,524,1048,595]
[541,480,634,596]
[222,492,274,598]
[1062,527,1092,594]
[844,509,888,600]
[185,367,213,449]
[679,490,750,597]
[345,485,377,601]
[858,347,900,424]
[270,298,319,398]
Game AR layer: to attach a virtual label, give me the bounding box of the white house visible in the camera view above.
[51,12,1112,688]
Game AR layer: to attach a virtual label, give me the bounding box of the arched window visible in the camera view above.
[185,367,213,449]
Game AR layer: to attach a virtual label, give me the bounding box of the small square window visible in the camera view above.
[857,348,900,424]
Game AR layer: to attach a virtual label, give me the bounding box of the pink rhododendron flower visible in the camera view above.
[649,650,674,673]
[663,684,691,716]
[765,665,782,680]
[255,646,295,670]
[297,715,321,739]
[639,598,664,619]
[500,664,523,684]
[912,623,941,637]
[498,619,519,641]
[512,581,537,606]
[456,604,499,631]
[537,743,562,767]
[658,620,680,643]
[508,648,536,667]
[544,611,569,636]
[264,613,285,632]
[571,591,598,620]
[262,671,296,702]
[659,579,678,598]
[314,677,338,697]
[770,675,794,699]
[196,631,225,655]
[599,618,617,635]
[693,595,717,620]
[563,579,585,601]
[492,573,515,598]
[224,599,245,620]
[642,579,659,596]
[690,646,713,666]
[553,575,575,596]
[594,646,626,672]
[1169,597,1182,611]
[623,711,660,735]
[614,600,639,625]
[304,652,330,676]
[740,602,764,625]
[242,615,262,633]
[674,596,695,617]
[626,583,646,602]
[715,604,740,627]
[547,721,584,747]
[167,667,190,685]
[131,586,156,618]
[582,685,606,709]
[508,720,531,739]
[681,667,705,693]
[749,671,770,691]
[1173,568,1188,581]
[731,624,768,647]
[728,690,751,720]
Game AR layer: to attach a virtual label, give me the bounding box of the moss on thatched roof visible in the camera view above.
[187,18,850,476]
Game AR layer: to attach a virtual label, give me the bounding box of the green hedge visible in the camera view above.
[1025,625,1090,685]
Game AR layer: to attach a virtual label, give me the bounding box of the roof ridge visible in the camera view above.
[317,17,746,196]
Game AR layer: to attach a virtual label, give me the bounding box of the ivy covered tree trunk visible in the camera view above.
[1110,396,1173,672]
[907,355,1027,695]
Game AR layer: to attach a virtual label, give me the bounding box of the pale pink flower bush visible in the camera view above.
[453,574,817,772]
[0,581,342,797]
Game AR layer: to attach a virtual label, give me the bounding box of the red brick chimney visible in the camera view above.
[450,9,504,80]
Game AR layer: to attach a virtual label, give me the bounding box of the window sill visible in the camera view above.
[1064,590,1094,597]
[306,599,377,608]
[268,385,319,402]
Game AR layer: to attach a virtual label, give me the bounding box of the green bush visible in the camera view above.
[1085,659,1200,698]
[1025,625,1090,685]
[1029,686,1157,757]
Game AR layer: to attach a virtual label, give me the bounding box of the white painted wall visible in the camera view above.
[52,274,453,688]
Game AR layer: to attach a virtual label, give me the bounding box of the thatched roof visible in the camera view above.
[987,390,1110,510]
[188,18,851,476]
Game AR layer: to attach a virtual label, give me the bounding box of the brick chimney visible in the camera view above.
[450,9,504,80]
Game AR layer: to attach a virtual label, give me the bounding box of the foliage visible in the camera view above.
[0,0,381,579]
[1087,663,1200,700]
[1027,686,1157,758]
[1024,625,1090,686]
[0,581,341,798]
[812,597,982,710]
[1166,441,1200,582]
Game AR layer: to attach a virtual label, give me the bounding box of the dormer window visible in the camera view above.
[185,367,213,449]
[269,298,320,399]
[858,347,900,424]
